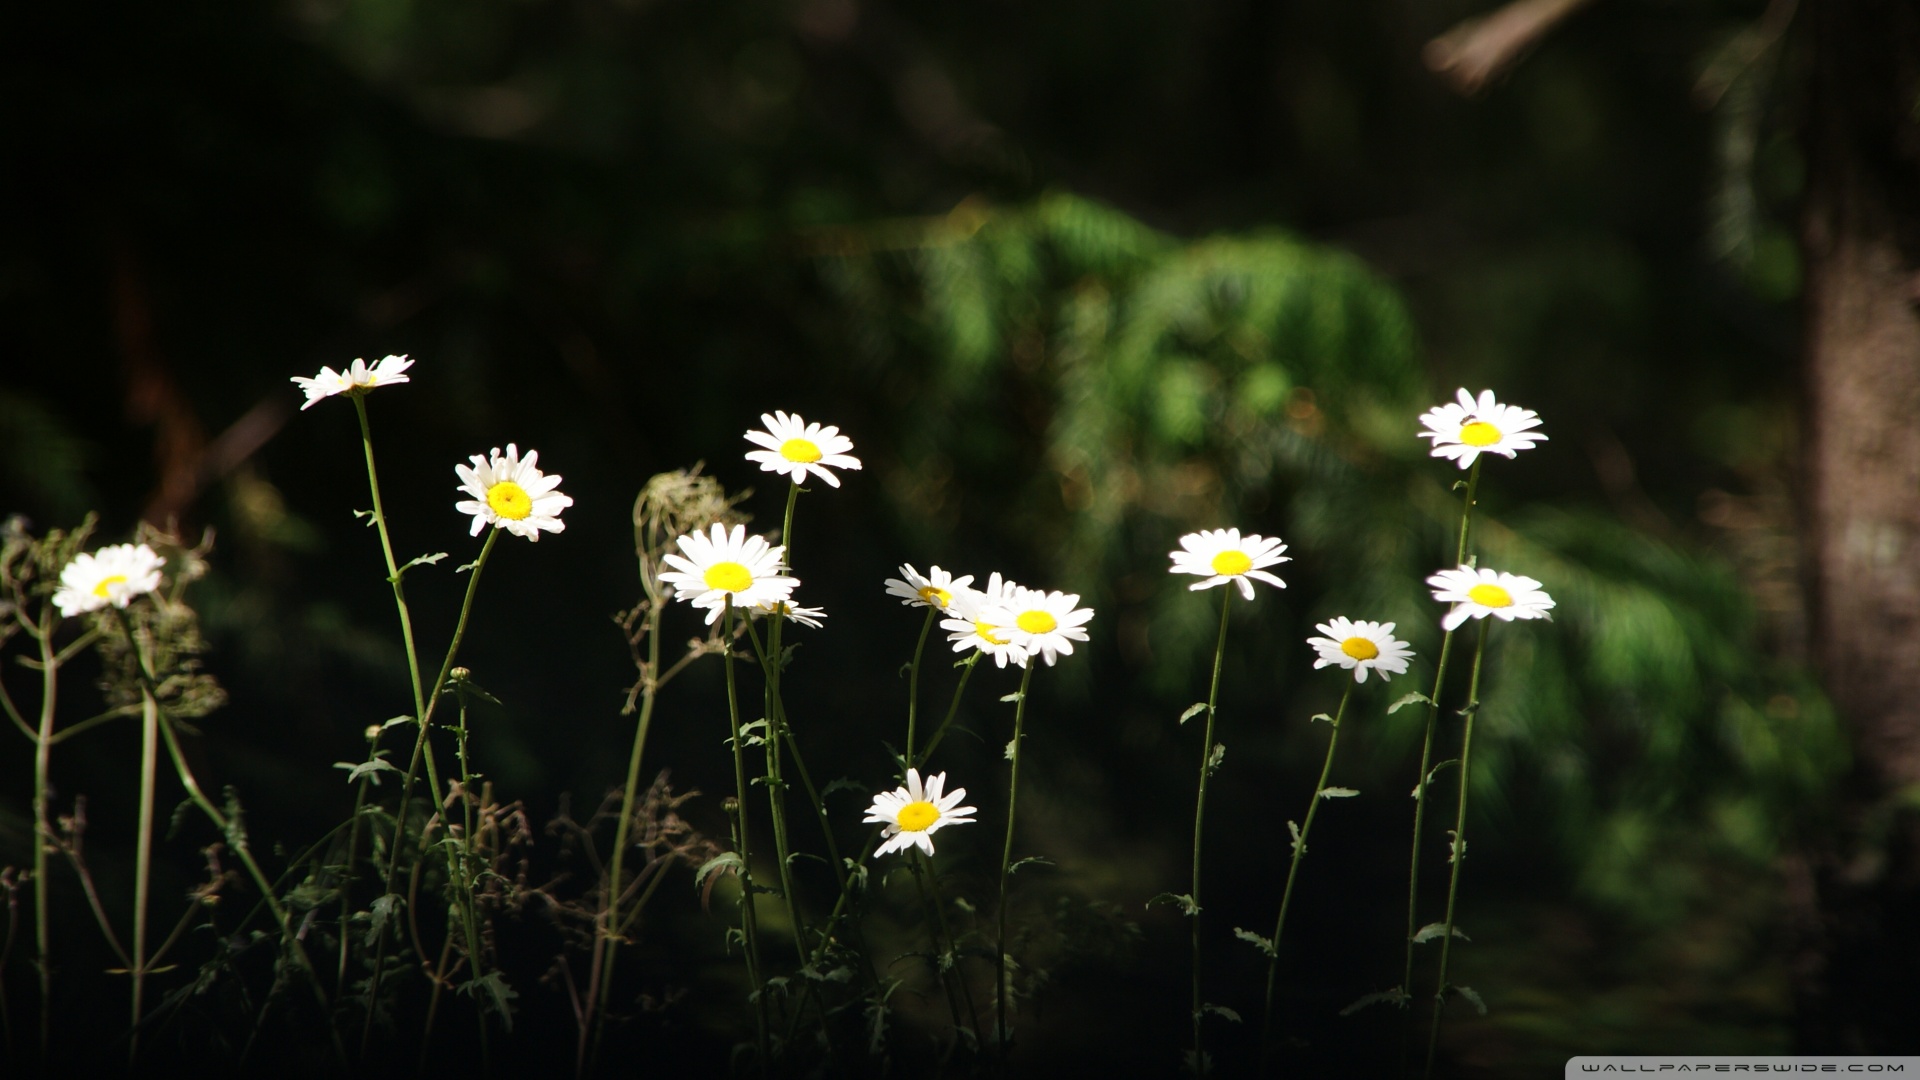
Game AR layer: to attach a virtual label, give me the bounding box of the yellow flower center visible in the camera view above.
[896,800,940,832]
[1340,636,1379,660]
[1459,420,1502,447]
[973,621,1008,645]
[1016,610,1057,635]
[918,585,954,608]
[780,438,823,463]
[704,561,753,593]
[1210,550,1253,576]
[92,574,128,599]
[1467,583,1513,608]
[486,480,533,520]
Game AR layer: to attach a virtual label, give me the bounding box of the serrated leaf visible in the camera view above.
[1009,856,1054,875]
[1287,820,1305,857]
[695,852,744,891]
[1454,985,1488,1015]
[333,757,403,786]
[1179,702,1207,724]
[1206,743,1225,775]
[455,559,481,573]
[364,893,402,948]
[1232,927,1276,959]
[1340,988,1412,1016]
[1411,758,1460,798]
[1319,786,1359,799]
[1447,829,1466,864]
[1202,1003,1242,1023]
[799,965,854,984]
[1388,692,1433,715]
[1148,892,1201,917]
[1005,739,1018,761]
[399,551,449,575]
[1412,921,1470,944]
[821,777,865,800]
[459,970,519,1030]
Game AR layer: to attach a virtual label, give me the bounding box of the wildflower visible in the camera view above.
[1307,618,1415,683]
[1418,388,1547,469]
[52,544,165,618]
[743,410,862,488]
[454,444,573,541]
[865,769,977,857]
[751,599,827,629]
[885,563,975,611]
[1167,528,1290,601]
[1427,565,1555,631]
[941,573,1030,668]
[658,523,797,624]
[290,355,414,410]
[1003,585,1094,667]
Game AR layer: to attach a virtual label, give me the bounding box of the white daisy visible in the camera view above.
[1307,618,1415,684]
[884,563,975,611]
[751,599,827,629]
[941,573,1030,668]
[1167,528,1290,601]
[290,354,414,410]
[744,410,862,489]
[52,544,166,618]
[1417,388,1547,469]
[658,523,798,625]
[453,444,573,542]
[1427,565,1555,632]
[864,769,978,857]
[1002,585,1094,667]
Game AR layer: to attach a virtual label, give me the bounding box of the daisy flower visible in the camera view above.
[1428,565,1555,631]
[743,410,862,489]
[1167,528,1290,601]
[864,769,978,857]
[941,573,1030,668]
[1417,388,1547,469]
[658,523,798,625]
[751,599,827,629]
[1002,585,1094,667]
[1307,617,1415,684]
[290,354,414,410]
[454,444,573,542]
[52,544,166,618]
[884,563,975,611]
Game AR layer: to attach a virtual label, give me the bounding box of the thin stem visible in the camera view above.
[30,609,55,1060]
[922,852,984,1050]
[1188,588,1233,1076]
[335,739,378,1003]
[724,602,772,1070]
[45,704,141,745]
[1424,617,1491,1079]
[905,607,937,765]
[993,659,1037,1061]
[129,687,159,1068]
[908,850,971,1055]
[450,693,488,1048]
[1403,456,1482,1006]
[1260,680,1354,1065]
[915,652,982,770]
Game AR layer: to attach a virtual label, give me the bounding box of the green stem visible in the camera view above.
[451,692,488,1040]
[1187,588,1233,1076]
[1403,456,1481,1006]
[129,686,159,1068]
[1424,618,1490,1079]
[923,853,984,1049]
[1260,680,1354,1065]
[993,659,1037,1061]
[915,652,982,770]
[905,607,937,765]
[336,737,377,1004]
[907,851,970,1054]
[723,602,772,1070]
[30,609,55,1061]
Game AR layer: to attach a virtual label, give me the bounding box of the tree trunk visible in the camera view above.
[1798,0,1920,1053]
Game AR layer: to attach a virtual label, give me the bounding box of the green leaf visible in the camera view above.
[459,971,519,1030]
[364,893,402,948]
[1340,988,1411,1016]
[1454,985,1488,1016]
[799,965,854,984]
[455,559,481,573]
[1412,921,1469,944]
[333,756,403,786]
[822,777,866,800]
[1447,829,1466,864]
[1206,743,1226,775]
[1009,856,1054,875]
[398,551,449,575]
[1179,702,1207,724]
[1232,927,1276,958]
[1005,738,1018,760]
[1319,786,1359,799]
[353,509,375,524]
[382,715,414,730]
[695,852,745,891]
[1287,820,1305,857]
[1148,892,1201,917]
[1201,1003,1242,1024]
[1411,758,1460,799]
[1311,713,1334,724]
[1000,692,1026,703]
[1388,692,1432,715]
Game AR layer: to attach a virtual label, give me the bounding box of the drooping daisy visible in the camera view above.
[658,523,798,625]
[52,544,166,618]
[1307,618,1415,684]
[751,599,827,629]
[1417,388,1547,469]
[1002,585,1094,667]
[1167,528,1290,601]
[884,563,975,611]
[454,444,573,542]
[864,768,978,857]
[743,410,863,489]
[1427,565,1555,631]
[290,355,414,410]
[941,573,1030,668]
